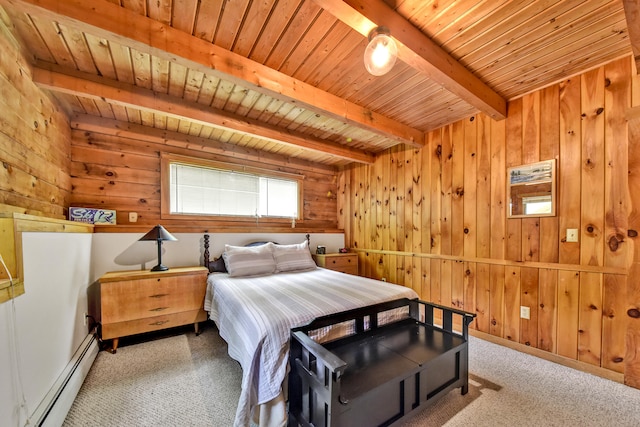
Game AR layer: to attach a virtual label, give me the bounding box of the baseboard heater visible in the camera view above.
[31,332,100,427]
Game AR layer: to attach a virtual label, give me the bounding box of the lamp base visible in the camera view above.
[150,264,169,272]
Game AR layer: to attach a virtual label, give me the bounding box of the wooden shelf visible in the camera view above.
[0,278,24,304]
[0,212,93,304]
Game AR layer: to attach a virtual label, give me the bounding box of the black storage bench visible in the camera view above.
[288,298,476,427]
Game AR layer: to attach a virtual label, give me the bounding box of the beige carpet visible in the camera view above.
[64,325,241,426]
[64,322,640,426]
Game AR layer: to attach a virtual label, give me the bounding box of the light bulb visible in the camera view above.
[364,28,397,76]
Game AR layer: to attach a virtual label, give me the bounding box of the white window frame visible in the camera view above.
[161,153,303,222]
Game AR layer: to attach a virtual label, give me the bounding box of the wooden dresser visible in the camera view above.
[312,253,358,275]
[97,266,208,353]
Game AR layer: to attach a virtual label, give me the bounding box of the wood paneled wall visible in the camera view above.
[68,129,340,232]
[626,73,640,388]
[339,56,639,380]
[0,19,71,218]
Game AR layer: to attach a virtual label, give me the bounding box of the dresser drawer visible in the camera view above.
[102,309,207,340]
[313,253,358,275]
[325,255,356,269]
[101,275,206,323]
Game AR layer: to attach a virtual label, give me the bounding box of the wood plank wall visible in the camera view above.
[0,18,71,218]
[340,56,638,380]
[626,70,640,389]
[68,129,340,232]
[0,17,339,233]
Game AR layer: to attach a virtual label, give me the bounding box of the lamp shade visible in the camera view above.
[139,225,177,271]
[364,27,397,76]
[139,224,178,242]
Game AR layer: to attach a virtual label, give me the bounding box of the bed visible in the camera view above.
[201,234,419,427]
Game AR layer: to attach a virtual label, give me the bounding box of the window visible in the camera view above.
[161,154,302,220]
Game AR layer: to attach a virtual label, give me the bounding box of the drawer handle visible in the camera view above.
[149,320,170,326]
[149,307,169,312]
[149,294,169,298]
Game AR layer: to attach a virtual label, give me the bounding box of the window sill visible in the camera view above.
[93,224,344,234]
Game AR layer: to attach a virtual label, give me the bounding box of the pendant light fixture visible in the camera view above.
[363,26,397,76]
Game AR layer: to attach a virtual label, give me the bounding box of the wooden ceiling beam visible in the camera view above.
[70,114,340,175]
[32,65,375,164]
[3,0,424,148]
[623,0,640,73]
[312,0,508,121]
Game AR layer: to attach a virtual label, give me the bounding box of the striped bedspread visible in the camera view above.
[205,268,418,427]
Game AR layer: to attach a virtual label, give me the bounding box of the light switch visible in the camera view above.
[520,306,530,320]
[566,228,578,243]
[129,212,138,222]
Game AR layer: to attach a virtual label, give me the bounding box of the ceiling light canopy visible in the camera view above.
[363,27,397,76]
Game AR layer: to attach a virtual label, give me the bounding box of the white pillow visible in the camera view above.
[222,243,276,277]
[272,240,317,273]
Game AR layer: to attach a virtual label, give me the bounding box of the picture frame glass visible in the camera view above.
[507,159,556,218]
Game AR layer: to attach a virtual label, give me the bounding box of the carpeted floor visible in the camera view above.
[64,324,241,427]
[64,322,640,426]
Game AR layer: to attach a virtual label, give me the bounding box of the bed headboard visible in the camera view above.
[203,233,311,273]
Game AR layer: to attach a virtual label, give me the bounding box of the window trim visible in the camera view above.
[160,153,304,222]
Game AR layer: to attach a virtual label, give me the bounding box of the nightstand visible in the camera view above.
[96,266,208,353]
[312,253,358,275]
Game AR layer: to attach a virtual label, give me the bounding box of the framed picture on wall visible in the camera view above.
[507,159,556,218]
[69,207,117,225]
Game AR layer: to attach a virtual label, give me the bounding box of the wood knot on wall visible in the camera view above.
[584,224,599,237]
[584,158,595,169]
[627,308,640,319]
[607,233,624,252]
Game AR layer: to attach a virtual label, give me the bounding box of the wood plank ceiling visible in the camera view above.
[0,0,634,167]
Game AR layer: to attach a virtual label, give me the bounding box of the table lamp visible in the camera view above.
[139,225,177,271]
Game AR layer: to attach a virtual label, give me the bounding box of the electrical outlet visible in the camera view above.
[566,228,578,243]
[520,306,530,320]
